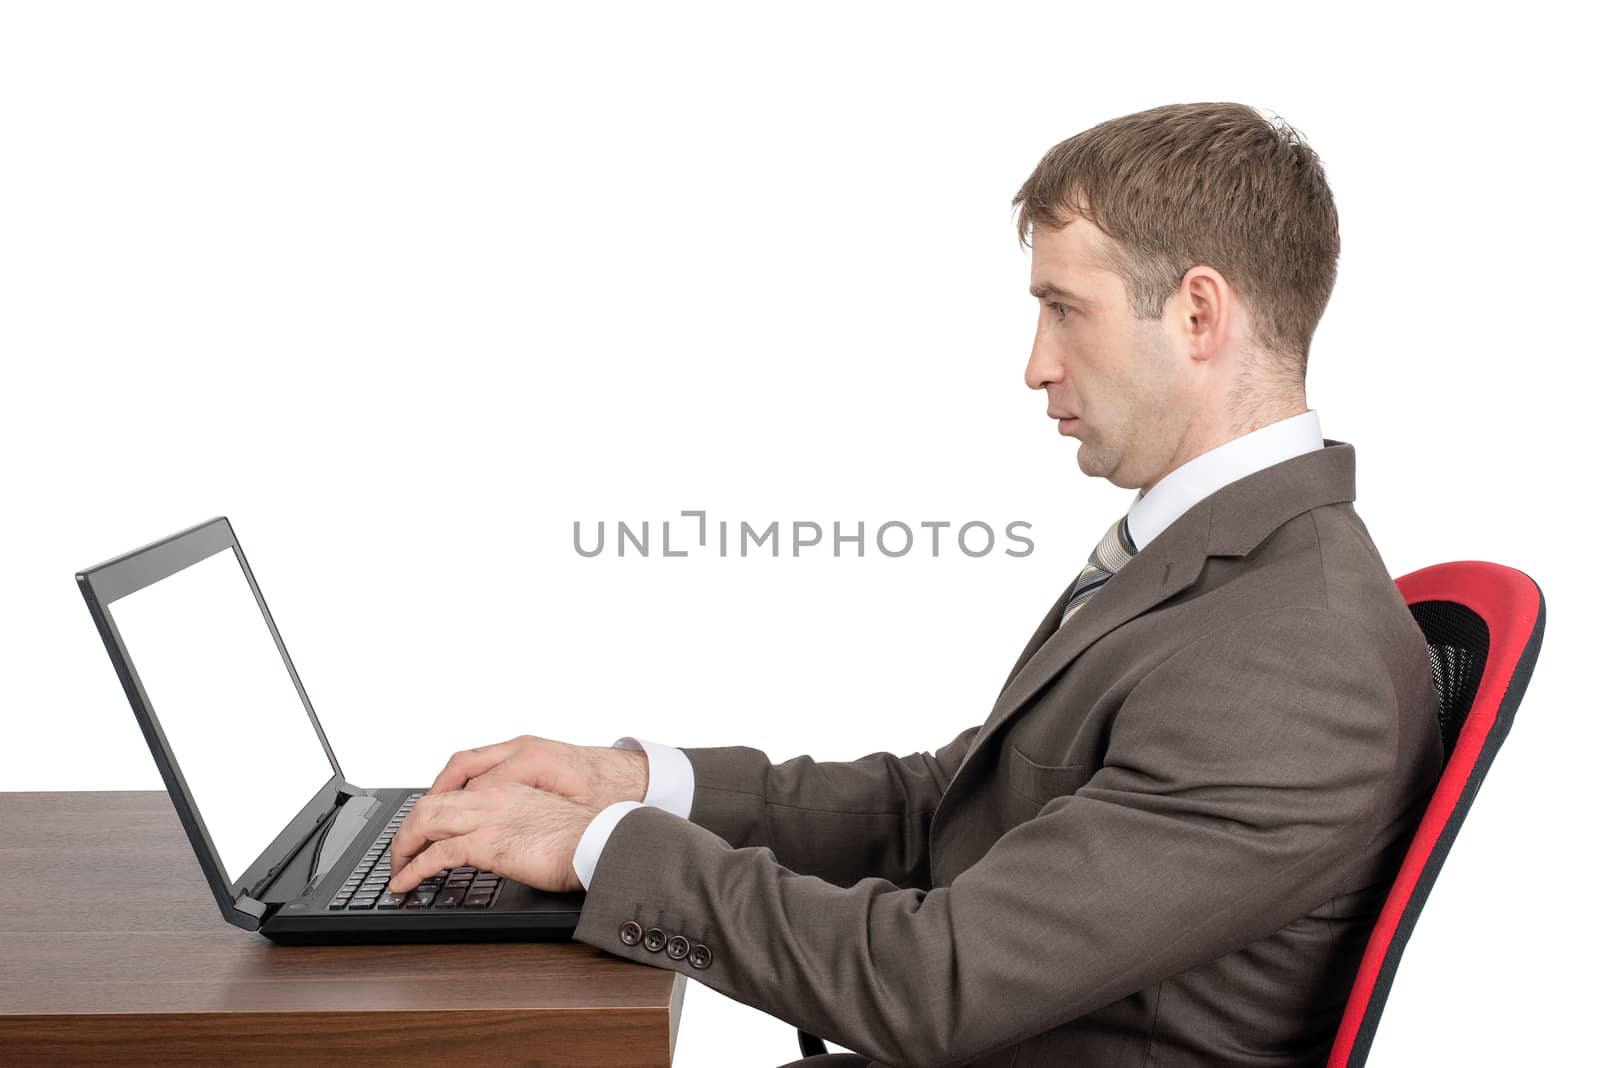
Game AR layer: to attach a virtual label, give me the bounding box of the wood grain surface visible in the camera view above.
[0,791,684,1066]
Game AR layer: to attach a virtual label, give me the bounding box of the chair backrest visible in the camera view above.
[1325,561,1546,1067]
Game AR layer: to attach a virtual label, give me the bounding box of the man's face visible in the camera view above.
[1024,218,1195,495]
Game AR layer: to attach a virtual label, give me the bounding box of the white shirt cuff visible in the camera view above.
[572,800,644,891]
[612,736,695,820]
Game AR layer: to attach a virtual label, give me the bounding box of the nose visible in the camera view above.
[1024,319,1061,391]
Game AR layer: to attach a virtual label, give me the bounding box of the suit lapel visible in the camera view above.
[998,580,1080,693]
[963,502,1211,774]
[940,439,1359,803]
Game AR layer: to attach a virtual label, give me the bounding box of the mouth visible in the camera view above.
[1056,416,1078,435]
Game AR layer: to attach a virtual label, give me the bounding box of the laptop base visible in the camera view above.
[260,911,581,945]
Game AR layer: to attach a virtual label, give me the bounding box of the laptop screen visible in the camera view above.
[107,545,338,885]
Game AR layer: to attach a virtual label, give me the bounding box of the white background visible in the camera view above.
[2,3,1589,1063]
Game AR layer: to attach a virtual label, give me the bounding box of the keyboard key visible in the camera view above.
[463,890,494,908]
[434,888,463,909]
[347,898,378,910]
[404,890,436,909]
[375,892,407,909]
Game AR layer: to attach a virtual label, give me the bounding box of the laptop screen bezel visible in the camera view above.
[76,516,349,930]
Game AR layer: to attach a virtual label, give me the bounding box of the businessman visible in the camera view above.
[389,102,1445,1067]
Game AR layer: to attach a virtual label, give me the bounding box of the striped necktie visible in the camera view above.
[1058,513,1138,629]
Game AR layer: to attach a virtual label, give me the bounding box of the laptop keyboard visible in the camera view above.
[327,793,504,911]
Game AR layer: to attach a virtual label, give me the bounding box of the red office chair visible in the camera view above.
[1326,560,1546,1066]
[796,561,1546,1063]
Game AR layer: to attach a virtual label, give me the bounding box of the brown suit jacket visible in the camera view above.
[573,440,1444,1067]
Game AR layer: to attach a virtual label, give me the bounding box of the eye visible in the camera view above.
[1048,302,1070,321]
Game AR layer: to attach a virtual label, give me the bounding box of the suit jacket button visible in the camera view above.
[643,927,667,952]
[619,921,643,946]
[688,943,712,969]
[665,934,690,960]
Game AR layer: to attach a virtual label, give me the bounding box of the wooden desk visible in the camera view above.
[0,791,685,1066]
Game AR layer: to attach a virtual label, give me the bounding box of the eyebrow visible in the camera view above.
[1029,281,1088,302]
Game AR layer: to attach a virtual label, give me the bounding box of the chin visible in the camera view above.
[1074,444,1120,482]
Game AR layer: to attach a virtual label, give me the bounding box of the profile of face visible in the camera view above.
[1024,217,1219,496]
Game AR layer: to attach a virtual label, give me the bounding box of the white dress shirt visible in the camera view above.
[1123,408,1325,552]
[570,408,1327,889]
[571,737,696,888]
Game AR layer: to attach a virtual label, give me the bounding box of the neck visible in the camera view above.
[1140,396,1310,496]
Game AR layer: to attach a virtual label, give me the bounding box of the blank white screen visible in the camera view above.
[108,546,337,885]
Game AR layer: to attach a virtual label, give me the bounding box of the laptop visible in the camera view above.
[76,516,585,944]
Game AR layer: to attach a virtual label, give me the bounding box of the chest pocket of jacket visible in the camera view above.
[998,748,1088,831]
[1007,744,1089,807]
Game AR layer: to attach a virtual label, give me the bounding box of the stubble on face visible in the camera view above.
[1072,316,1189,491]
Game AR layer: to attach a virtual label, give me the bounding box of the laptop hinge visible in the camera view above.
[257,787,384,905]
[246,796,340,901]
[229,895,269,931]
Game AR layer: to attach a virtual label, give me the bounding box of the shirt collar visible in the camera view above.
[1124,409,1325,552]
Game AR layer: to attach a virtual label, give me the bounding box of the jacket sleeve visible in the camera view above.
[570,608,1400,1068]
[677,723,981,889]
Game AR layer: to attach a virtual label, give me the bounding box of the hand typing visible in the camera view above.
[427,734,648,810]
[387,782,599,895]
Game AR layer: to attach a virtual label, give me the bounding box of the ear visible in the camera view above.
[1173,265,1231,361]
